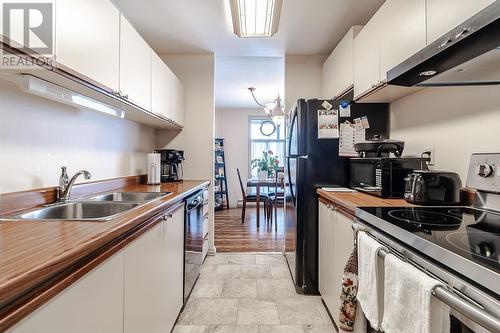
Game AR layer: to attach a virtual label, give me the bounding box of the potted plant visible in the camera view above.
[251,150,280,180]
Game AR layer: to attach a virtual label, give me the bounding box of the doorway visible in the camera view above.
[214,56,285,252]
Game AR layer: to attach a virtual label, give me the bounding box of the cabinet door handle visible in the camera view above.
[455,27,471,39]
[439,38,452,48]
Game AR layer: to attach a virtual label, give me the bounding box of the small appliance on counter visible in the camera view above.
[404,170,462,205]
[350,138,430,198]
[146,153,161,185]
[156,149,184,182]
[350,157,429,198]
[354,136,405,158]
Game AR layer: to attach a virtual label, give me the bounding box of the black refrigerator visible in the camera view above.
[284,96,389,295]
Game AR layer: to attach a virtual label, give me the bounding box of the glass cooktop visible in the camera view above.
[358,206,500,275]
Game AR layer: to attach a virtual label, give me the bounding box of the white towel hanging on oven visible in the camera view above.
[381,254,450,333]
[356,232,386,330]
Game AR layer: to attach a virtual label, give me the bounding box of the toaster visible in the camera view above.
[404,170,462,205]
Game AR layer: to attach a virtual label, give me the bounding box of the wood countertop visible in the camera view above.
[0,179,209,331]
[317,188,412,215]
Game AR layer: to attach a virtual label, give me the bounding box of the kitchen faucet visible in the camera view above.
[58,166,91,202]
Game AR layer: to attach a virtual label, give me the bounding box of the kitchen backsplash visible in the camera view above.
[390,85,500,183]
[0,80,156,193]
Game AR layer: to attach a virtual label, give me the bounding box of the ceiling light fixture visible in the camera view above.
[230,0,283,38]
[248,86,285,125]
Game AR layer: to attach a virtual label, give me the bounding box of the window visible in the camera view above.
[249,117,285,177]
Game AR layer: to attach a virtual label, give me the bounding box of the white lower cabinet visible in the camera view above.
[319,201,336,319]
[124,203,184,333]
[9,204,185,333]
[318,201,355,328]
[8,253,125,333]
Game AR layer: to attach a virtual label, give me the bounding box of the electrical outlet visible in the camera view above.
[425,147,436,166]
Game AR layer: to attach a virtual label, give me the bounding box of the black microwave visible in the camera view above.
[350,157,429,198]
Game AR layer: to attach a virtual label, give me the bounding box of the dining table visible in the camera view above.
[246,178,281,228]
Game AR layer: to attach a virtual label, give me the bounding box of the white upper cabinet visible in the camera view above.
[323,26,362,99]
[426,0,495,44]
[171,75,185,126]
[151,52,173,119]
[119,15,152,111]
[56,0,120,92]
[8,253,124,333]
[354,0,426,101]
[353,9,383,99]
[152,53,184,125]
[379,0,426,80]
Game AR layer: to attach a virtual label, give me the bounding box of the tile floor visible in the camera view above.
[174,253,335,333]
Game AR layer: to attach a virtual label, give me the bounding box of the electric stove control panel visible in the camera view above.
[466,153,500,193]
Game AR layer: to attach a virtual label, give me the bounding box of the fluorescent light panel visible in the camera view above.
[20,76,125,119]
[230,0,282,38]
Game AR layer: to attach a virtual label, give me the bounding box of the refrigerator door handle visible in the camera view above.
[286,157,296,204]
[287,108,298,156]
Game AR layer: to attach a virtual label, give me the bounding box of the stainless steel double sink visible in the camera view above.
[1,192,172,222]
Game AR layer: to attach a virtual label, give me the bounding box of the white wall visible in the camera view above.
[284,55,327,112]
[157,53,216,252]
[390,86,500,183]
[0,79,156,194]
[215,108,264,207]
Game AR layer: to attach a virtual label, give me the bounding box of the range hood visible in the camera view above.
[388,2,500,87]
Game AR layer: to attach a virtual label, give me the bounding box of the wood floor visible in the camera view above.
[214,207,285,252]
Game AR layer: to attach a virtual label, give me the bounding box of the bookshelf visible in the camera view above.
[214,138,230,210]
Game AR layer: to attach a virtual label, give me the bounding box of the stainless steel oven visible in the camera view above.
[184,190,204,302]
[353,221,500,333]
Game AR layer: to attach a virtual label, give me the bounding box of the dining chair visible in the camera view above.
[266,171,280,232]
[237,168,270,224]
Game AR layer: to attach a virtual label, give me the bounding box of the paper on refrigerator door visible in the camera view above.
[318,109,339,139]
[339,101,351,117]
[322,100,333,110]
[339,121,365,157]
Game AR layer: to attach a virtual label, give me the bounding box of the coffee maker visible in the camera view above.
[156,149,184,182]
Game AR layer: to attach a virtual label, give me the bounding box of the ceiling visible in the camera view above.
[114,0,385,57]
[215,56,284,109]
[114,0,385,109]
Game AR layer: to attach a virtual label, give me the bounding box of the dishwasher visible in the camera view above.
[184,190,204,302]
